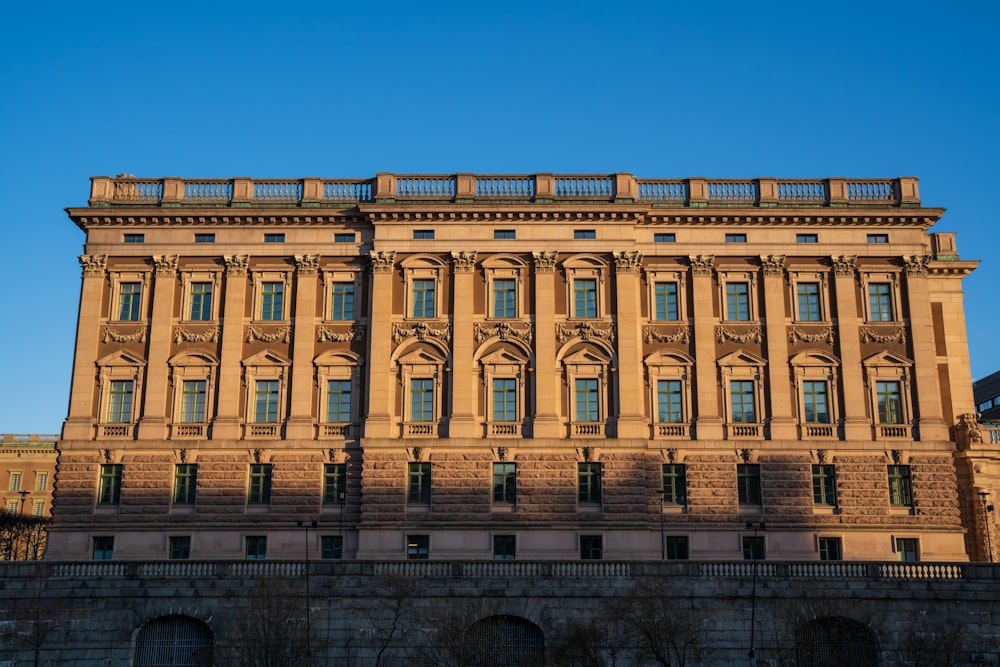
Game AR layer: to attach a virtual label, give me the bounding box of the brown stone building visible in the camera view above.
[48,173,986,563]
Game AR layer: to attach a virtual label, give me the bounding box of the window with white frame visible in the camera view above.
[251,269,291,323]
[180,270,221,322]
[109,271,149,322]
[719,270,758,322]
[860,271,900,323]
[483,255,526,320]
[645,268,686,322]
[323,267,361,322]
[564,255,607,320]
[789,271,830,323]
[402,256,445,320]
[9,472,21,492]
[718,350,766,430]
[241,350,290,430]
[35,472,47,492]
[862,351,913,434]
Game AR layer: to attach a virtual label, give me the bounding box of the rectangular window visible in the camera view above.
[575,379,599,422]
[411,279,436,318]
[573,279,598,318]
[330,283,355,320]
[895,537,919,562]
[662,464,687,505]
[407,535,429,559]
[322,463,346,505]
[494,230,515,239]
[194,233,215,243]
[321,535,343,559]
[580,535,603,560]
[725,233,747,243]
[169,536,191,560]
[36,473,47,492]
[868,283,894,321]
[492,279,516,318]
[492,379,517,422]
[245,536,267,559]
[260,282,284,321]
[493,535,516,560]
[818,537,842,561]
[578,463,603,505]
[173,464,197,505]
[802,381,830,424]
[32,501,44,517]
[6,501,16,514]
[264,233,285,243]
[888,465,913,507]
[9,473,20,492]
[742,536,765,560]
[326,380,352,423]
[492,463,517,505]
[409,379,434,422]
[812,465,837,506]
[737,464,762,505]
[123,233,144,243]
[653,282,679,321]
[188,283,213,321]
[107,380,134,423]
[725,283,750,321]
[876,381,903,424]
[180,380,207,423]
[867,234,889,244]
[796,234,818,243]
[796,283,821,321]
[248,464,272,505]
[653,233,676,243]
[574,230,596,239]
[254,380,280,423]
[117,282,141,321]
[656,380,683,423]
[413,230,435,239]
[730,380,757,424]
[334,233,356,243]
[93,537,114,561]
[98,464,123,505]
[664,536,689,560]
[407,462,431,504]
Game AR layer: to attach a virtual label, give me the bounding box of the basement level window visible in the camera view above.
[334,233,356,243]
[867,234,889,244]
[264,234,285,243]
[653,233,676,243]
[725,234,747,243]
[574,230,596,239]
[413,230,435,240]
[123,234,144,243]
[796,234,818,243]
[194,234,215,243]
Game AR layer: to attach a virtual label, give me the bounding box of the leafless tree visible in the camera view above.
[1,565,73,667]
[0,510,49,560]
[612,579,706,667]
[366,573,415,667]
[219,578,310,667]
[546,614,628,667]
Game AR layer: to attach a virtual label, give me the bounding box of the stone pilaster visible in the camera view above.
[690,255,723,439]
[138,255,178,439]
[285,255,320,439]
[760,255,796,439]
[364,251,396,437]
[531,252,560,438]
[63,255,108,439]
[211,255,249,439]
[448,251,477,437]
[612,251,646,438]
[831,256,869,439]
[903,256,948,441]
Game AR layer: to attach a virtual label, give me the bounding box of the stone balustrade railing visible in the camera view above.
[982,421,1000,444]
[87,174,922,208]
[0,433,59,444]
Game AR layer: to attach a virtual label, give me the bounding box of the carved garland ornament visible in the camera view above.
[392,321,452,344]
[557,321,615,344]
[174,326,220,344]
[451,251,478,272]
[474,321,533,345]
[788,327,835,345]
[689,254,715,277]
[80,254,107,277]
[368,250,396,273]
[294,254,320,275]
[153,255,178,277]
[860,327,906,344]
[224,255,249,276]
[532,251,558,272]
[317,324,366,342]
[245,326,291,343]
[103,327,146,344]
[643,326,690,344]
[613,251,643,273]
[716,326,762,344]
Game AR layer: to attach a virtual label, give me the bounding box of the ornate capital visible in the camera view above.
[643,326,690,345]
[475,321,533,345]
[153,255,178,277]
[393,321,452,344]
[532,251,559,272]
[79,254,107,277]
[688,254,715,277]
[451,251,478,273]
[759,255,786,277]
[224,255,249,277]
[904,255,930,277]
[557,321,615,345]
[613,251,643,273]
[368,250,396,273]
[317,324,366,343]
[294,254,320,276]
[831,255,857,278]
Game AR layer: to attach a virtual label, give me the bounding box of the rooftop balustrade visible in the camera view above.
[87,174,922,208]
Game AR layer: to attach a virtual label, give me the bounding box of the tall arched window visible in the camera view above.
[462,615,545,667]
[134,615,213,667]
[795,616,878,667]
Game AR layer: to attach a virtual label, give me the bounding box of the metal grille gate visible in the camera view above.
[462,615,545,667]
[134,616,213,667]
[795,616,879,667]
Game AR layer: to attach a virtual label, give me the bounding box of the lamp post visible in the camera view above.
[979,492,994,563]
[746,521,766,666]
[297,519,317,658]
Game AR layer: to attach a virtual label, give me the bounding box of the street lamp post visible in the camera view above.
[747,521,766,666]
[297,519,318,658]
[979,492,994,563]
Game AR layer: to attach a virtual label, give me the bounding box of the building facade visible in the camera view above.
[974,370,1000,421]
[49,173,984,563]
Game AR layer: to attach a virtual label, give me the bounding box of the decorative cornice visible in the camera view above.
[557,321,615,345]
[860,327,906,344]
[759,255,785,277]
[613,251,643,273]
[831,255,857,278]
[317,324,366,342]
[224,255,249,277]
[689,254,715,277]
[103,327,146,344]
[392,321,452,344]
[788,327,835,345]
[451,251,478,272]
[474,321,533,345]
[294,254,320,276]
[152,255,178,277]
[79,254,107,277]
[173,326,220,344]
[643,326,690,344]
[903,255,930,277]
[368,250,396,273]
[716,326,763,344]
[532,251,559,272]
[245,326,291,344]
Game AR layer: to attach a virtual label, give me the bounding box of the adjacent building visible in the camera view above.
[975,370,1000,421]
[48,173,985,563]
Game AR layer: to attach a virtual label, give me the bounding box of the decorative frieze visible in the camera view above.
[904,255,930,277]
[451,251,478,272]
[294,254,320,275]
[79,254,107,277]
[689,254,715,276]
[760,255,785,277]
[173,326,220,344]
[392,321,452,344]
[716,326,762,344]
[153,255,178,277]
[102,327,146,344]
[317,325,366,343]
[245,326,291,344]
[831,255,857,278]
[474,321,533,345]
[532,251,558,272]
[224,255,249,277]
[557,321,615,344]
[643,326,690,344]
[788,327,835,345]
[860,327,906,344]
[368,250,396,273]
[613,251,643,273]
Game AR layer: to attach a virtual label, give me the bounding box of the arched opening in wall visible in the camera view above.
[462,615,545,667]
[795,616,878,667]
[134,615,213,667]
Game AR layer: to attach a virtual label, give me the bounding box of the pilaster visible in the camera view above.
[760,255,796,439]
[364,251,396,437]
[285,255,320,439]
[211,255,249,439]
[448,251,478,437]
[831,256,870,439]
[612,251,646,438]
[63,255,108,439]
[689,255,723,439]
[903,256,948,441]
[137,255,178,439]
[531,252,560,437]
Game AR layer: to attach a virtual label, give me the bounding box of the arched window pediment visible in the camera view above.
[314,350,362,368]
[789,350,840,367]
[399,253,447,269]
[168,351,219,367]
[481,253,528,269]
[561,253,608,269]
[644,350,695,367]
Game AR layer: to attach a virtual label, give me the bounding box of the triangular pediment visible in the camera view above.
[862,350,913,367]
[717,349,767,367]
[480,347,530,366]
[396,346,448,366]
[97,349,146,366]
[562,347,612,366]
[242,349,291,367]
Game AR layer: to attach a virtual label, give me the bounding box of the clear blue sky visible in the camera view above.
[1,1,997,433]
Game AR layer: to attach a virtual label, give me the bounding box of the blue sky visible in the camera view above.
[1,1,997,432]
